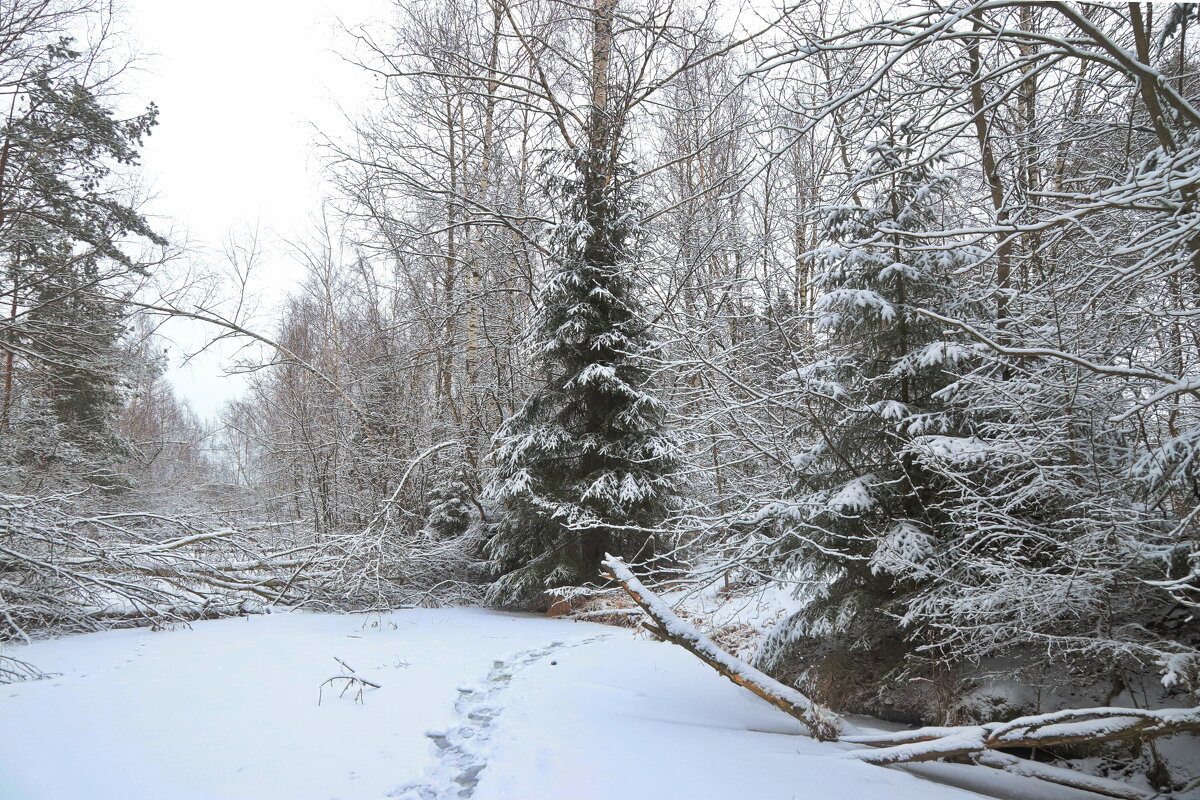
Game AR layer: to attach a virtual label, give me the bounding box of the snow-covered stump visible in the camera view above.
[601,555,842,741]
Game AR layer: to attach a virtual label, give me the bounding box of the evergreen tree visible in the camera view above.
[483,152,677,609]
[2,41,161,262]
[0,35,162,478]
[757,122,980,706]
[425,464,474,539]
[25,250,129,449]
[897,352,1186,696]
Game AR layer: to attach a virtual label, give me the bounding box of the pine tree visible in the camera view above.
[7,229,140,489]
[757,121,980,706]
[0,35,162,482]
[483,152,677,609]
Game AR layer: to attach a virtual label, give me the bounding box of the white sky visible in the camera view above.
[123,0,387,420]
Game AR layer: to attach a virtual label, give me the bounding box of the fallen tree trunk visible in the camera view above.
[601,555,842,740]
[840,705,1200,764]
[602,555,1199,800]
[969,751,1152,800]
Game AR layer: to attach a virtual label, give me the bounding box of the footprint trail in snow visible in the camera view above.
[389,635,607,799]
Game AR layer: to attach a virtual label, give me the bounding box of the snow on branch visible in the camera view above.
[913,307,1200,421]
[0,492,318,646]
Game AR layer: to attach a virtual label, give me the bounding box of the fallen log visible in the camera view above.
[602,555,1199,800]
[840,705,1200,764]
[969,751,1152,800]
[601,554,842,740]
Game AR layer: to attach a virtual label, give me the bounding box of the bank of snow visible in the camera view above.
[0,609,1106,800]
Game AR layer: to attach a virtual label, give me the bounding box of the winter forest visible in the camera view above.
[2,0,1200,798]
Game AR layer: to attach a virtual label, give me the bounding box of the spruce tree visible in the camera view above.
[26,250,129,449]
[758,122,979,705]
[425,465,474,539]
[483,152,677,608]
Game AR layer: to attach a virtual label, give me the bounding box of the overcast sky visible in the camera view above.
[123,0,386,420]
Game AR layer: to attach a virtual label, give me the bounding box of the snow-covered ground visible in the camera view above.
[0,609,1111,800]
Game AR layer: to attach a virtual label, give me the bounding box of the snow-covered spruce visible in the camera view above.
[484,151,678,609]
[755,119,983,710]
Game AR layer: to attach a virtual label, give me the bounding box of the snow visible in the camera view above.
[846,727,989,765]
[871,520,935,578]
[0,609,1134,800]
[829,474,877,512]
[815,287,898,323]
[913,435,990,463]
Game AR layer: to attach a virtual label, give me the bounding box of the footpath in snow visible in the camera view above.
[0,609,1109,800]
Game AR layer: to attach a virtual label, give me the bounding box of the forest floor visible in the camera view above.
[0,608,1120,800]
